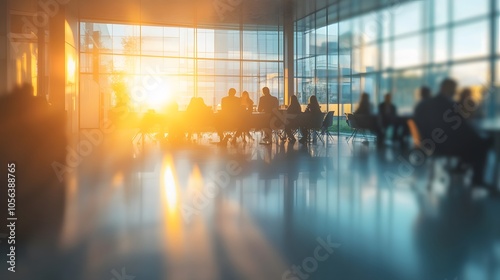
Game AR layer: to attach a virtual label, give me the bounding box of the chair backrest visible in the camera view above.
[322,111,335,128]
[407,118,422,147]
[303,112,325,130]
[345,113,359,128]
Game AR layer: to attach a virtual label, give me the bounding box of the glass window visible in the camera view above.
[394,36,421,68]
[197,29,215,58]
[453,20,488,60]
[394,1,422,36]
[453,0,488,22]
[215,30,240,59]
[361,44,378,73]
[451,61,488,87]
[361,12,379,44]
[434,28,448,63]
[434,0,449,27]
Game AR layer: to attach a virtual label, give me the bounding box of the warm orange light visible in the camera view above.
[67,55,76,84]
[162,158,178,212]
[145,81,172,111]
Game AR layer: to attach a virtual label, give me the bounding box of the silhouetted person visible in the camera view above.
[240,91,254,112]
[186,97,212,140]
[221,88,241,113]
[299,95,321,144]
[258,86,279,113]
[166,101,183,142]
[378,93,407,144]
[258,87,279,143]
[218,88,242,144]
[283,95,302,142]
[354,92,372,115]
[234,91,254,142]
[420,86,431,101]
[414,78,495,192]
[353,92,384,146]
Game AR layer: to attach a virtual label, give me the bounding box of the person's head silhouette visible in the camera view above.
[420,86,431,100]
[439,78,457,99]
[309,95,318,105]
[228,88,237,96]
[262,87,270,96]
[384,93,392,104]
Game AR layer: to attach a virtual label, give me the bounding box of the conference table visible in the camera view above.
[134,110,322,142]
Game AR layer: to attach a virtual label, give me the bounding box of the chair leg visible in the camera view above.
[347,129,358,143]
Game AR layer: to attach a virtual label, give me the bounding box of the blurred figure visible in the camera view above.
[234,91,254,143]
[420,86,432,101]
[0,84,66,270]
[353,93,384,146]
[240,91,254,112]
[258,87,279,144]
[378,93,408,145]
[283,95,302,142]
[221,88,241,113]
[414,78,495,193]
[258,87,279,114]
[218,88,242,144]
[299,95,321,144]
[165,101,183,143]
[354,92,372,115]
[186,97,212,141]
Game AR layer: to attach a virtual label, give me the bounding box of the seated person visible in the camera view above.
[353,93,384,145]
[283,95,302,142]
[414,78,494,192]
[258,87,279,143]
[299,95,322,144]
[218,88,242,144]
[240,90,254,112]
[186,97,212,140]
[234,91,254,142]
[378,93,408,144]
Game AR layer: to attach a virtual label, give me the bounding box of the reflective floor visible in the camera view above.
[9,130,500,280]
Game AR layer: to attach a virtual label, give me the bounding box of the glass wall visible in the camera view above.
[295,0,499,117]
[80,22,283,116]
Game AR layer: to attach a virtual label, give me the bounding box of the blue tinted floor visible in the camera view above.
[13,131,500,280]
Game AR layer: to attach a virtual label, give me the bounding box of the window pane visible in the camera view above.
[434,28,448,63]
[454,0,488,22]
[394,1,422,36]
[394,36,421,68]
[453,21,488,60]
[434,0,449,27]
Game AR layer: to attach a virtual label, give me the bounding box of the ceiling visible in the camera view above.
[8,0,415,29]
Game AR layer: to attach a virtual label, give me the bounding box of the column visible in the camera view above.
[0,0,9,95]
[283,0,294,105]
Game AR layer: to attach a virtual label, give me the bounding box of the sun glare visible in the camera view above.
[162,158,178,212]
[144,78,173,111]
